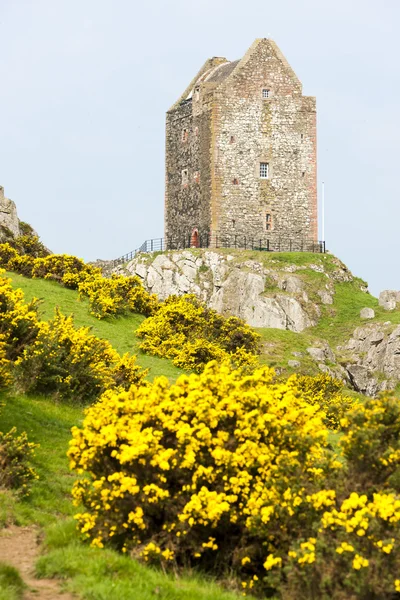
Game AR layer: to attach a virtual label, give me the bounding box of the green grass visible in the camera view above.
[0,563,25,600]
[0,392,81,526]
[6,272,182,382]
[0,274,249,600]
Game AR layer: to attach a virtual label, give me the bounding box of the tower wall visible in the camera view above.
[165,40,318,248]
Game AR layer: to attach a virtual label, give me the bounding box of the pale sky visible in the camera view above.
[0,0,399,296]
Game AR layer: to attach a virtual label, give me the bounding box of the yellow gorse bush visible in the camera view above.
[288,373,355,430]
[0,244,158,321]
[136,295,260,372]
[69,361,342,592]
[78,273,158,319]
[14,309,148,403]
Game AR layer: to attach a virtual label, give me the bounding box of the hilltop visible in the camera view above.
[111,247,400,396]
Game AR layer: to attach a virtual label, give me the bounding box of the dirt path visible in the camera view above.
[0,525,76,599]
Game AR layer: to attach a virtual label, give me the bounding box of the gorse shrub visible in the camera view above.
[340,394,400,492]
[288,373,355,430]
[0,270,40,361]
[69,362,342,595]
[14,309,148,403]
[69,364,400,599]
[0,244,158,321]
[0,428,38,497]
[136,295,260,371]
[78,273,158,319]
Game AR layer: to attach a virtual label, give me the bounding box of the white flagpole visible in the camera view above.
[322,181,325,241]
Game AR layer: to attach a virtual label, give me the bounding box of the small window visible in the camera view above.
[260,162,269,179]
[266,213,272,231]
[230,135,235,144]
[233,178,239,185]
[232,219,236,228]
[301,134,304,141]
[195,88,200,101]
[302,171,305,177]
[182,129,188,143]
[182,169,188,186]
[262,89,270,99]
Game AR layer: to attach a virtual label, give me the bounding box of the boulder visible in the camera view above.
[288,360,301,368]
[360,307,375,320]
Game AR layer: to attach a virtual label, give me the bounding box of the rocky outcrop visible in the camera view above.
[0,185,20,239]
[115,250,323,332]
[379,290,400,311]
[346,323,400,396]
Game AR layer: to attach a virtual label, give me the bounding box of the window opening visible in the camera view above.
[262,89,270,98]
[260,163,269,179]
[182,129,188,143]
[182,169,188,186]
[266,213,272,231]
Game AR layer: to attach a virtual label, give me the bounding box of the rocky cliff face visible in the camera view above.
[104,248,400,397]
[0,185,20,239]
[346,323,400,396]
[114,249,350,333]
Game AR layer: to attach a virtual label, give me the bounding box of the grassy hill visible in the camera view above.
[1,271,256,600]
[2,252,400,599]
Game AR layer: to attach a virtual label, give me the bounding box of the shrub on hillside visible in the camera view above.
[0,270,40,360]
[78,273,158,319]
[32,254,99,284]
[14,309,148,403]
[136,295,260,371]
[288,373,356,430]
[279,394,400,600]
[69,362,342,595]
[0,428,38,497]
[340,394,400,491]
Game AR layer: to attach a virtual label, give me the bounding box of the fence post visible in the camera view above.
[267,239,270,251]
[290,240,292,252]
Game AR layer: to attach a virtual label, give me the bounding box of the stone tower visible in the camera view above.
[165,39,318,250]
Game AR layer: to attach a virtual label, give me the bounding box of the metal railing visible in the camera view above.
[113,234,325,266]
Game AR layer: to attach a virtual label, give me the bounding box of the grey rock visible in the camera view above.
[279,275,303,293]
[0,185,20,239]
[288,360,301,368]
[307,347,326,362]
[113,250,327,332]
[360,307,375,320]
[379,290,400,311]
[345,323,400,396]
[318,290,333,305]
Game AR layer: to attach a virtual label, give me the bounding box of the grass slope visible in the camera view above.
[0,274,249,600]
[6,272,182,382]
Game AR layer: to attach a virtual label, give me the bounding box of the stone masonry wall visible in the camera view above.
[212,40,317,243]
[165,40,318,248]
[165,97,213,245]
